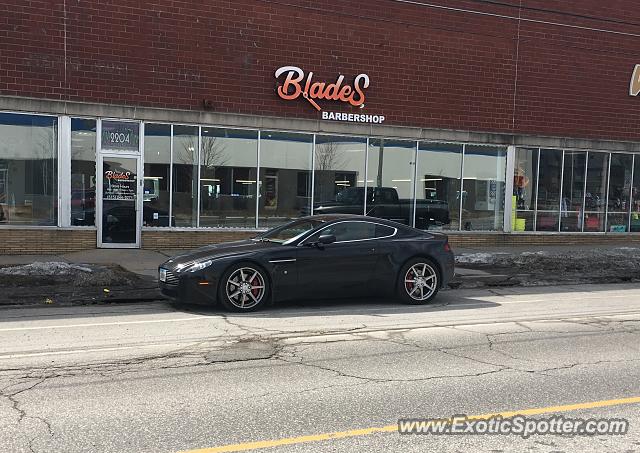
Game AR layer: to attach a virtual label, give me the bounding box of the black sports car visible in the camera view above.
[158,214,455,312]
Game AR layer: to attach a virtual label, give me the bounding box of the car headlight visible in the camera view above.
[183,259,213,273]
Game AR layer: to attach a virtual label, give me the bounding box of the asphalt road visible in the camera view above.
[1,283,640,452]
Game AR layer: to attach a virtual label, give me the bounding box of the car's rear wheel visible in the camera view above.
[219,263,270,312]
[397,258,440,304]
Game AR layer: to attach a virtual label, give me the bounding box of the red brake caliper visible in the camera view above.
[251,276,260,297]
[406,270,414,292]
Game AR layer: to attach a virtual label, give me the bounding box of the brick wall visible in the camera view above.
[141,230,256,250]
[2,1,640,141]
[0,229,95,254]
[1,228,639,254]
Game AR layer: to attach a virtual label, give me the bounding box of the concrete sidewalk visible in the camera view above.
[0,249,185,278]
[0,243,637,282]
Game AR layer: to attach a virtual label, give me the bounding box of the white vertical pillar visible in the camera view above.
[196,126,201,228]
[255,130,261,229]
[58,115,71,227]
[310,134,316,216]
[503,145,516,233]
[363,137,369,216]
[168,124,174,228]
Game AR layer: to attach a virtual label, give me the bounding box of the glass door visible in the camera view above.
[98,155,141,247]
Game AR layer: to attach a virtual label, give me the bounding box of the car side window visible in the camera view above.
[307,222,378,243]
[375,224,395,238]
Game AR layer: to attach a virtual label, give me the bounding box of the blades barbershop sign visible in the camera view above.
[274,66,385,124]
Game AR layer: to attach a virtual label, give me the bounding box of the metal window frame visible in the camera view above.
[630,154,636,233]
[58,115,71,227]
[255,130,261,229]
[363,137,370,215]
[558,149,565,232]
[604,152,612,232]
[581,151,589,232]
[533,147,541,232]
[411,140,420,228]
[310,133,316,216]
[196,126,202,228]
[459,144,466,231]
[504,145,516,232]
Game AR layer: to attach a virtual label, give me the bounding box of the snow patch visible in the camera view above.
[456,252,509,264]
[0,262,93,276]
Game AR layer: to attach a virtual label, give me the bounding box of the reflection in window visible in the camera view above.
[0,113,57,225]
[144,124,171,227]
[561,151,586,232]
[367,139,415,226]
[607,153,633,233]
[199,128,258,228]
[258,131,313,228]
[71,119,96,226]
[584,152,609,232]
[461,145,507,231]
[536,149,562,231]
[632,157,640,232]
[313,135,366,216]
[416,142,462,231]
[172,125,199,227]
[513,148,537,232]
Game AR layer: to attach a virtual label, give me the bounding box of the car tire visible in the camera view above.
[218,262,271,312]
[397,257,440,305]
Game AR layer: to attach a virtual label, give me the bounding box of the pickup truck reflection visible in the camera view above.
[309,187,450,229]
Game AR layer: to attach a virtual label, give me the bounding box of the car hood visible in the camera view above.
[161,240,281,270]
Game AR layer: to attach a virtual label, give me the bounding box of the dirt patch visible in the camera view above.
[454,247,640,288]
[0,262,161,306]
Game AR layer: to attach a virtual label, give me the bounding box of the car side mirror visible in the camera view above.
[317,234,336,246]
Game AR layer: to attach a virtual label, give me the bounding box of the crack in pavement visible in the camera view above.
[0,373,55,453]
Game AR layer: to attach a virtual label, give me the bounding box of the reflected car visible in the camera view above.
[158,214,455,312]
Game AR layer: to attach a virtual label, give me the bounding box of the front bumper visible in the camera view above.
[159,269,219,305]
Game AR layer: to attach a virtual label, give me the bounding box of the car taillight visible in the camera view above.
[443,242,451,252]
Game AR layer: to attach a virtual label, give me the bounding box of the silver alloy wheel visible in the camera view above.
[225,267,266,309]
[404,262,438,301]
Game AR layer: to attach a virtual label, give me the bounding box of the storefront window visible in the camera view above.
[461,145,506,231]
[0,113,57,225]
[367,139,416,226]
[144,124,172,227]
[200,128,258,228]
[535,149,562,231]
[513,148,538,232]
[632,156,640,232]
[258,131,313,228]
[71,119,96,226]
[416,142,462,230]
[560,151,586,232]
[314,135,366,216]
[172,125,199,227]
[607,153,633,233]
[583,152,609,232]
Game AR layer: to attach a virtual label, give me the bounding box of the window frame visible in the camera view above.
[298,220,398,246]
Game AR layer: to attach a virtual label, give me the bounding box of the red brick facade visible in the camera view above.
[2,1,640,140]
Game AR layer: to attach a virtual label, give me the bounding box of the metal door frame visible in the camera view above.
[96,119,143,248]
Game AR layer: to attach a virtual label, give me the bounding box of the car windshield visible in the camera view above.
[256,219,325,244]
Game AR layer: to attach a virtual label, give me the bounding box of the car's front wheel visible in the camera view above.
[397,258,440,304]
[218,263,270,312]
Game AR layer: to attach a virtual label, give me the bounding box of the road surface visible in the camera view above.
[1,283,639,452]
